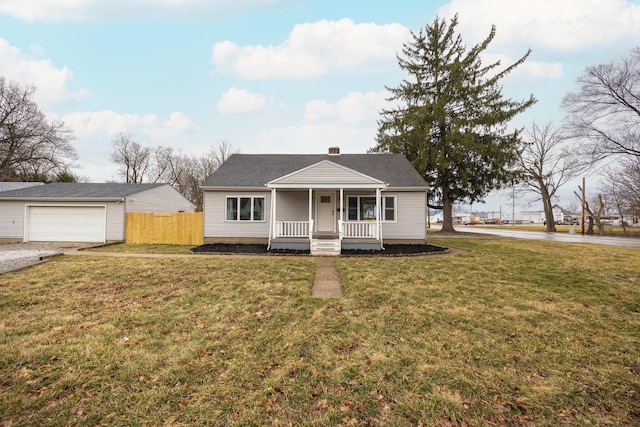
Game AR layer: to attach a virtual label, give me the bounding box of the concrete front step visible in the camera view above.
[310,239,341,256]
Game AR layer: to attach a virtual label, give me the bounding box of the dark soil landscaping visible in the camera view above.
[191,243,308,255]
[342,244,448,256]
[191,243,448,256]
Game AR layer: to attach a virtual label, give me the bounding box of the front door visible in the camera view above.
[316,192,335,232]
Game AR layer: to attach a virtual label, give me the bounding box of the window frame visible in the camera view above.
[225,195,266,222]
[346,195,396,223]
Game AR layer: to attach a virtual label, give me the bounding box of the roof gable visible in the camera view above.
[268,160,385,188]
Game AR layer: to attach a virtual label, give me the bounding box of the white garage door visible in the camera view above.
[27,206,106,242]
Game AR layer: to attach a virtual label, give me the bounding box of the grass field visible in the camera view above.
[1,238,639,426]
[489,224,640,237]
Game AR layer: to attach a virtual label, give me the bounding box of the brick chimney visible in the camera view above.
[328,146,340,155]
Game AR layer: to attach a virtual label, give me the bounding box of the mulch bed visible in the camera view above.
[191,243,307,255]
[191,243,448,256]
[342,244,448,256]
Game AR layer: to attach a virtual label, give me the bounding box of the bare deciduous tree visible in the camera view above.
[182,140,238,211]
[110,136,237,210]
[517,122,584,231]
[562,47,640,161]
[599,157,640,232]
[574,186,606,235]
[0,77,76,181]
[110,133,152,183]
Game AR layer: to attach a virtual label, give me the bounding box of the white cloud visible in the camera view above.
[480,53,563,80]
[145,112,202,141]
[252,123,376,155]
[0,0,295,22]
[305,91,389,125]
[212,18,410,79]
[521,61,563,79]
[64,110,200,141]
[437,0,640,52]
[245,90,391,154]
[0,37,88,108]
[217,87,267,115]
[64,111,158,139]
[62,110,201,181]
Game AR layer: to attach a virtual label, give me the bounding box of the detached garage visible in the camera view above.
[0,183,194,243]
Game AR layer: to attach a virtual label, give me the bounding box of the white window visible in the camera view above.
[347,195,396,222]
[226,196,265,222]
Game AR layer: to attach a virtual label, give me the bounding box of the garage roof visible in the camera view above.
[0,183,166,200]
[0,182,44,193]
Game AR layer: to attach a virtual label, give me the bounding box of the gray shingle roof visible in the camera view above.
[0,182,44,193]
[0,183,166,199]
[202,154,427,188]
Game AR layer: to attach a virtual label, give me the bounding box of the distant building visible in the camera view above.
[521,210,565,224]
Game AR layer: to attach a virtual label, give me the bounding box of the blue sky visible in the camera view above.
[1,0,639,211]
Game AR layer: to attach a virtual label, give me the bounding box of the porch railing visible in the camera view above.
[274,220,379,239]
[274,221,311,238]
[341,221,377,239]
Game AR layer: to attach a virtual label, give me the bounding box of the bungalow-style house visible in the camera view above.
[0,183,194,243]
[201,147,428,254]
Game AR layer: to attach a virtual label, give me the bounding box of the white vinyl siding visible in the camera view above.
[275,191,309,221]
[125,185,194,213]
[271,161,382,186]
[0,201,26,239]
[105,202,126,241]
[202,190,425,240]
[204,191,270,238]
[381,192,426,240]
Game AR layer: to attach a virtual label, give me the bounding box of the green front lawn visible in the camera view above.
[1,239,638,425]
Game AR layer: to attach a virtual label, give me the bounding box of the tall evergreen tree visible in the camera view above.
[373,15,536,232]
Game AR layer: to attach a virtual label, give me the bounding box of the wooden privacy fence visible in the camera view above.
[126,212,203,245]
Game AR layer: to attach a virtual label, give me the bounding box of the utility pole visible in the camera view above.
[512,180,515,227]
[581,177,586,235]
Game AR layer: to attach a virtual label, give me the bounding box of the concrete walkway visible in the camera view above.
[312,257,343,298]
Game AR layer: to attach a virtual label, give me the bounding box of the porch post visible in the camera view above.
[308,188,313,239]
[376,188,381,240]
[269,187,276,248]
[339,188,344,240]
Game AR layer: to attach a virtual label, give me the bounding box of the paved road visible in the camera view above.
[434,225,640,248]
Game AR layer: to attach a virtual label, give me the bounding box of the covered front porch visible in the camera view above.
[268,187,386,254]
[265,159,390,255]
